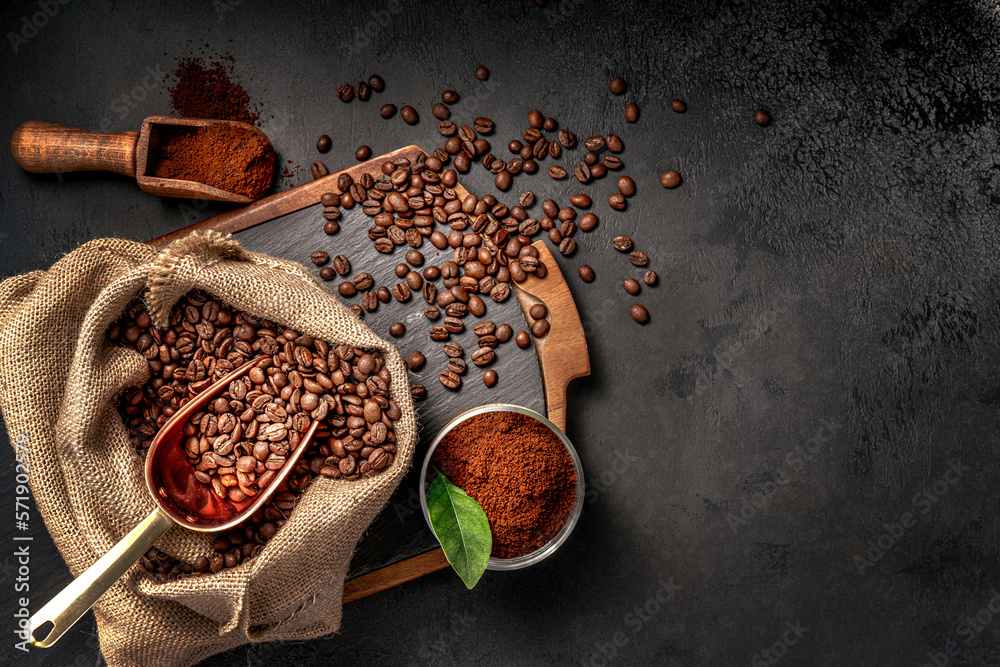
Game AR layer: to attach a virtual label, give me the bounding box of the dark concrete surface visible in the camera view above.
[2,0,1000,665]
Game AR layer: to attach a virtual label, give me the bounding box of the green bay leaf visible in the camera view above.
[426,469,492,589]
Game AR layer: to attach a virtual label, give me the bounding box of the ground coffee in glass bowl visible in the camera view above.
[419,404,584,569]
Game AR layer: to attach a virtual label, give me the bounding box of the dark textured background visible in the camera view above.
[2,0,999,665]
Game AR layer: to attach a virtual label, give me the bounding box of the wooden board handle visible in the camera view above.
[10,121,137,177]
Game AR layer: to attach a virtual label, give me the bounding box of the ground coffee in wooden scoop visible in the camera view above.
[153,124,275,199]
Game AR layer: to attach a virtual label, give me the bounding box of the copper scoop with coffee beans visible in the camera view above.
[28,292,400,648]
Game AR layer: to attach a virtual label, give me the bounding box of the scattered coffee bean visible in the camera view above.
[573,162,591,183]
[310,161,328,180]
[368,74,385,92]
[543,117,557,131]
[609,193,627,211]
[319,267,334,280]
[439,370,462,389]
[311,251,329,265]
[590,162,607,179]
[496,323,513,342]
[472,347,495,366]
[432,103,450,120]
[643,270,658,286]
[423,265,441,281]
[424,305,440,320]
[558,129,576,148]
[617,176,636,197]
[338,282,357,297]
[405,249,425,266]
[442,89,459,104]
[623,278,641,295]
[603,154,623,170]
[670,99,686,113]
[519,191,535,207]
[609,76,626,95]
[531,319,550,337]
[447,358,467,375]
[515,330,531,348]
[443,341,464,358]
[527,109,543,128]
[411,384,426,400]
[660,170,681,188]
[392,284,411,302]
[529,304,548,320]
[407,351,426,370]
[320,192,338,207]
[316,135,331,153]
[578,265,595,282]
[336,82,354,102]
[755,109,770,125]
[483,369,498,387]
[377,286,392,303]
[558,238,577,256]
[473,117,494,134]
[474,66,490,80]
[584,135,605,151]
[606,133,623,152]
[625,102,639,123]
[579,213,598,232]
[629,251,649,267]
[380,104,396,118]
[548,165,567,179]
[356,145,372,161]
[508,140,523,154]
[570,194,592,208]
[389,322,405,337]
[322,205,341,221]
[630,304,649,323]
[613,235,633,252]
[400,105,418,124]
[355,80,371,101]
[495,171,512,191]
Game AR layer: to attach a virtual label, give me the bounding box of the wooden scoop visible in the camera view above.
[9,116,272,203]
[27,355,317,648]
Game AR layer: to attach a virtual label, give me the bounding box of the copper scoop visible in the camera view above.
[28,356,317,648]
[9,116,274,203]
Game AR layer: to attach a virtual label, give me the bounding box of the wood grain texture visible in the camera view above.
[10,120,138,176]
[341,548,449,604]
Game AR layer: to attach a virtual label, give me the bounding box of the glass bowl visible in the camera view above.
[419,403,585,570]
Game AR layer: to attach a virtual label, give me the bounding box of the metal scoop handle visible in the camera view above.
[27,508,174,648]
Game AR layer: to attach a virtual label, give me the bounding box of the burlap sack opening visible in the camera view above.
[0,232,417,667]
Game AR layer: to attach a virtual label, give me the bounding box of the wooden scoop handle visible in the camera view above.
[10,121,138,176]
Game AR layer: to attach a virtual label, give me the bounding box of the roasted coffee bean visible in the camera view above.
[625,102,639,123]
[337,173,354,192]
[437,120,456,137]
[355,80,371,100]
[439,370,462,389]
[400,105,418,124]
[322,205,341,221]
[355,145,372,161]
[394,263,409,279]
[468,295,486,317]
[443,316,464,333]
[630,304,649,323]
[573,162,591,183]
[422,282,437,304]
[613,235,633,252]
[560,221,577,238]
[319,267,335,280]
[528,304,547,320]
[584,135,605,151]
[407,351,426,370]
[548,165,567,179]
[405,271,423,291]
[515,330,531,348]
[389,322,405,337]
[519,191,535,207]
[424,305,440,320]
[362,291,379,312]
[321,192,338,207]
[444,341,464,358]
[671,99,686,113]
[316,135,331,153]
[324,220,340,235]
[432,102,450,120]
[569,194,591,209]
[629,251,649,267]
[617,176,636,197]
[311,251,329,265]
[590,163,607,179]
[579,213,598,232]
[392,284,411,302]
[755,109,770,125]
[473,117,494,134]
[543,116,557,131]
[558,238,576,256]
[339,282,357,297]
[495,171,512,191]
[603,154,623,170]
[374,237,394,253]
[530,319,550,337]
[474,321,496,336]
[458,125,476,143]
[336,82,354,102]
[405,249,424,266]
[380,103,397,118]
[496,323,513,342]
[606,133,624,152]
[578,265,595,282]
[470,347,495,367]
[660,170,681,188]
[474,65,489,80]
[507,158,524,175]
[490,283,511,302]
[508,140,523,154]
[368,74,385,92]
[527,109,543,128]
[350,304,364,317]
[429,326,450,341]
[377,285,392,302]
[584,151,598,166]
[454,153,470,172]
[310,161,328,180]
[519,144,534,160]
[411,384,427,400]
[442,89,459,104]
[643,270,658,286]
[623,278,641,295]
[448,358,468,375]
[609,76,626,94]
[353,273,374,290]
[609,193,627,211]
[483,369,498,387]
[557,129,576,148]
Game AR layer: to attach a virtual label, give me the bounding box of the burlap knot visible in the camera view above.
[0,232,416,666]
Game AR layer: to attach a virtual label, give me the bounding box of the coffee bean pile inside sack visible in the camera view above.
[110,290,400,578]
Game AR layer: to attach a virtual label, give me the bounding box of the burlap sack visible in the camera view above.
[0,232,417,666]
